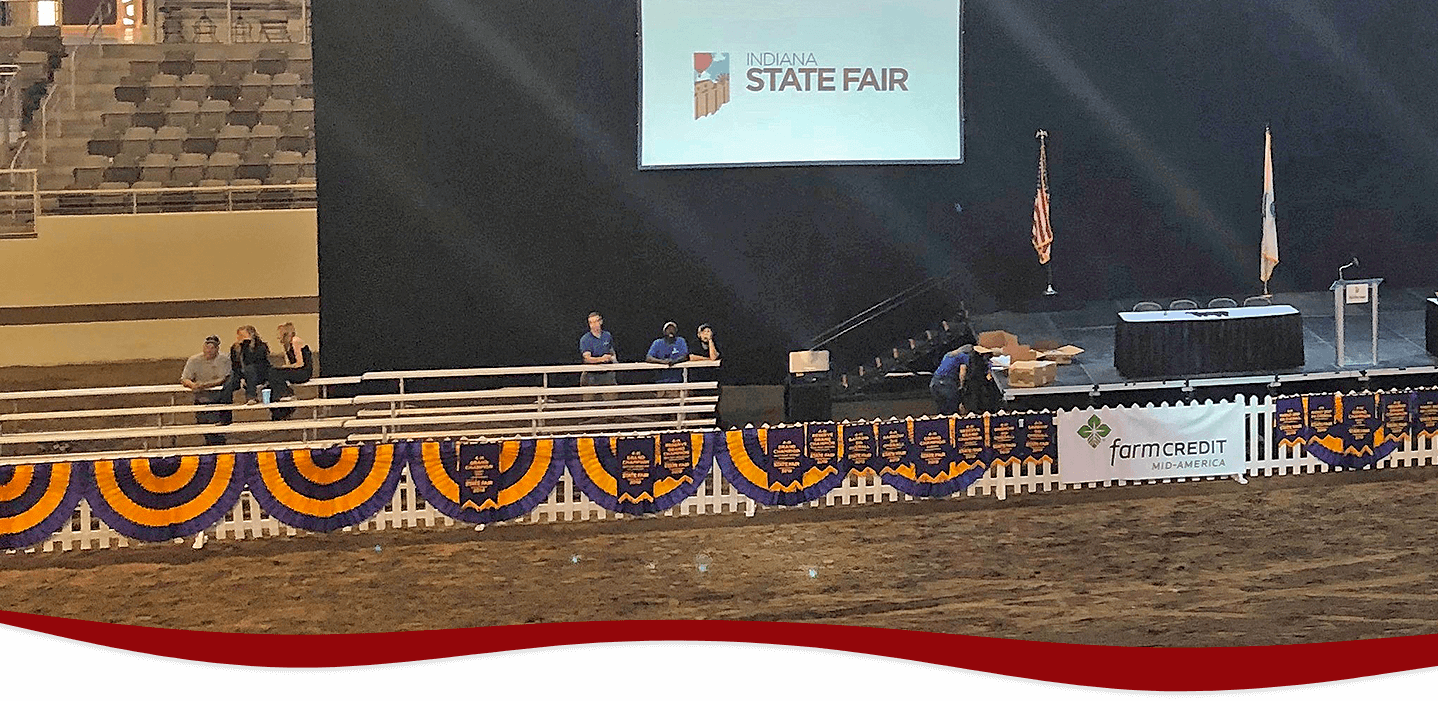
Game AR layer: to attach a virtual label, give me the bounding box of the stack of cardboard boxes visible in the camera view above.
[973,330,1084,388]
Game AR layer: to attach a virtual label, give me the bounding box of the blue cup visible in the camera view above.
[261,388,272,404]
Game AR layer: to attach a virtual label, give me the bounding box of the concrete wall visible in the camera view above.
[0,210,318,366]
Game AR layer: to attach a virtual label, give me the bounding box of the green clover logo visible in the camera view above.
[1077,415,1111,448]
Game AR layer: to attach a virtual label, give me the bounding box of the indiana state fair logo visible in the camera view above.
[694,52,730,119]
[1077,415,1111,448]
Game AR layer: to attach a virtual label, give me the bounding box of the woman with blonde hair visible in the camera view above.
[267,321,313,402]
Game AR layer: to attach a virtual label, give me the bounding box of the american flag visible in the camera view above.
[1032,130,1054,265]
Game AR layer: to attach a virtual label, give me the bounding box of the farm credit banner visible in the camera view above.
[1057,403,1245,483]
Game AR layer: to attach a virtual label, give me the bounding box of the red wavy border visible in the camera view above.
[0,611,1434,690]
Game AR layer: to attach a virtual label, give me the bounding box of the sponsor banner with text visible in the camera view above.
[1057,403,1244,483]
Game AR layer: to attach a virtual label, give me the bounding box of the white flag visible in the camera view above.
[1260,126,1279,285]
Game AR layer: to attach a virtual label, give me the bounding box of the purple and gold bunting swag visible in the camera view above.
[85,454,245,541]
[406,439,564,523]
[569,432,714,514]
[715,425,845,506]
[243,444,405,531]
[0,462,83,550]
[1276,393,1416,468]
[1417,390,1438,441]
[879,417,989,497]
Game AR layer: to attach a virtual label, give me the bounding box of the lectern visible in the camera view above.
[1330,277,1382,367]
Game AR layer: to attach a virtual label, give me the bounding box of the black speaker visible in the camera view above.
[784,376,832,422]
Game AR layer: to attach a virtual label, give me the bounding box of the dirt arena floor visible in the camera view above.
[3,464,1438,647]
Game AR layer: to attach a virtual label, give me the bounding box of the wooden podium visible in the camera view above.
[1330,277,1382,367]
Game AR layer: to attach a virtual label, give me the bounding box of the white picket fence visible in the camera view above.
[14,393,1438,554]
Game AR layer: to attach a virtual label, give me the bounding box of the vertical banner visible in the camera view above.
[569,432,715,514]
[0,462,83,551]
[1416,390,1438,441]
[86,454,246,541]
[1273,396,1308,449]
[406,439,565,524]
[839,422,883,476]
[715,425,846,506]
[1057,403,1245,483]
[985,413,1057,476]
[1023,413,1058,471]
[878,417,989,498]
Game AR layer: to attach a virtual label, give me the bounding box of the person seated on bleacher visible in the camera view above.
[579,311,619,402]
[266,322,314,420]
[229,325,271,405]
[181,335,233,445]
[646,321,690,389]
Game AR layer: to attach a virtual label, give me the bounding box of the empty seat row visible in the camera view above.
[115,72,309,104]
[89,123,314,159]
[101,98,314,131]
[114,73,311,106]
[129,48,310,81]
[73,150,315,187]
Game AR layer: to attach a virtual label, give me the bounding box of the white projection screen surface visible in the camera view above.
[639,0,963,169]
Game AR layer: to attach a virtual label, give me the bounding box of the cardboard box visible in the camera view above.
[975,330,1019,354]
[1037,345,1085,365]
[1003,344,1037,361]
[1007,359,1058,388]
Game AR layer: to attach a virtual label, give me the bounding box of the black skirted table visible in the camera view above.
[1115,305,1305,378]
[1427,298,1438,357]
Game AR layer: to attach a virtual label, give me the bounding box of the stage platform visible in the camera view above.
[971,286,1438,408]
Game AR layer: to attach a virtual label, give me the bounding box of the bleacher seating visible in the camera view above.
[37,42,313,193]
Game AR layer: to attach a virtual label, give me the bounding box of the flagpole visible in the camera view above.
[1037,129,1057,296]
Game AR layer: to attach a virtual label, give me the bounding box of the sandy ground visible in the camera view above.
[3,465,1437,646]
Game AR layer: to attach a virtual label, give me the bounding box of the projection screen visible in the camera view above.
[639,0,963,169]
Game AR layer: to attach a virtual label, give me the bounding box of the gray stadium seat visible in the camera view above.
[216,124,249,153]
[259,98,291,127]
[267,150,303,184]
[88,127,123,158]
[1207,297,1238,308]
[1169,299,1199,310]
[227,97,260,127]
[73,155,110,189]
[254,48,288,76]
[1243,296,1273,307]
[101,102,136,130]
[208,77,239,103]
[114,76,146,104]
[270,72,300,101]
[193,46,226,78]
[159,49,196,77]
[236,148,270,181]
[290,102,313,131]
[166,99,200,129]
[1132,301,1162,312]
[248,124,280,157]
[133,100,166,129]
[171,153,207,186]
[198,99,229,131]
[178,73,211,103]
[183,126,218,155]
[129,57,161,82]
[140,153,175,182]
[239,73,270,103]
[278,127,309,153]
[118,126,155,160]
[148,73,180,104]
[205,151,240,181]
[152,126,186,156]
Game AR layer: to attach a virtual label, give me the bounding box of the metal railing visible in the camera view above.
[157,0,309,44]
[0,179,316,215]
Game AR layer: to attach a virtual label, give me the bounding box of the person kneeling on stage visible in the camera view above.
[929,343,970,415]
[960,350,1005,415]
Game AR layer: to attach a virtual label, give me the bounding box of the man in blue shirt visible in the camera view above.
[929,343,970,415]
[579,311,618,401]
[646,321,689,384]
